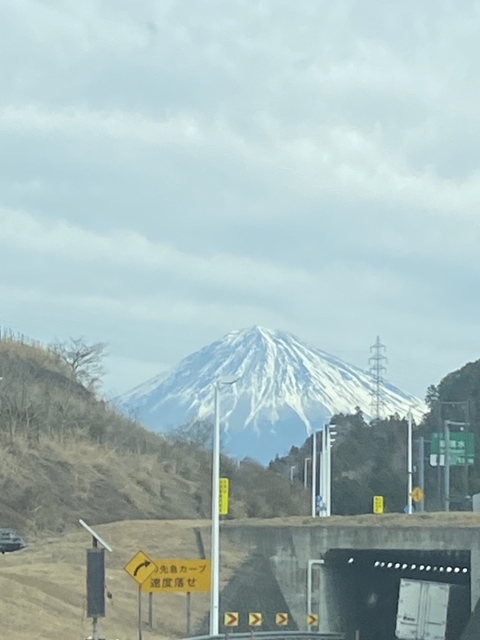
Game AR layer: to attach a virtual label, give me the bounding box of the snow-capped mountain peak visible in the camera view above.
[118,326,426,463]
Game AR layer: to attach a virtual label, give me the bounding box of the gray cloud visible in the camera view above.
[1,0,480,398]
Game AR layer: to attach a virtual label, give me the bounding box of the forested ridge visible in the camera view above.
[272,358,480,514]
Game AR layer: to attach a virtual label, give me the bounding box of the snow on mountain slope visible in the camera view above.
[118,326,426,463]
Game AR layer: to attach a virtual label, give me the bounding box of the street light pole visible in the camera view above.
[209,377,237,637]
[210,382,221,637]
[325,424,337,517]
[320,426,326,517]
[327,427,332,517]
[311,430,317,517]
[444,420,450,513]
[407,409,413,515]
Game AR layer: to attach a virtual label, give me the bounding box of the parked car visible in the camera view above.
[0,528,26,553]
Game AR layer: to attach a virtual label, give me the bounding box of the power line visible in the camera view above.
[369,336,388,420]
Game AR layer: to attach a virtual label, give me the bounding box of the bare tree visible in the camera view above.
[51,337,107,390]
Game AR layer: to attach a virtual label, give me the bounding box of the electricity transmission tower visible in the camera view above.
[369,336,388,420]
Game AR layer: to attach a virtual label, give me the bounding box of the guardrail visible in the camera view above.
[180,632,345,640]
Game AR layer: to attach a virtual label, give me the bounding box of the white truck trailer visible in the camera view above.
[395,578,450,640]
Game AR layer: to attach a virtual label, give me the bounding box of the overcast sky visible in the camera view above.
[1,0,480,399]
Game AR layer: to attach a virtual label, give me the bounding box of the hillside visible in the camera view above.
[272,355,480,515]
[270,410,415,514]
[0,334,309,537]
[420,358,480,510]
[0,519,232,640]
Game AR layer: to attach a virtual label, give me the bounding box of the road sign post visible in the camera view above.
[138,585,142,640]
[249,612,262,627]
[186,591,192,636]
[87,548,105,619]
[127,556,210,637]
[418,436,425,512]
[445,422,450,512]
[219,478,229,515]
[430,432,475,466]
[407,410,413,515]
[373,496,384,514]
[307,613,319,627]
[141,559,211,593]
[410,487,424,503]
[276,613,288,626]
[224,612,239,627]
[124,550,157,586]
[79,519,113,640]
[148,592,153,630]
[124,551,158,640]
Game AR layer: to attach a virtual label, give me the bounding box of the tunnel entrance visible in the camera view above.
[323,549,471,640]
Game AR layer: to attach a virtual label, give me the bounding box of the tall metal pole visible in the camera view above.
[465,401,470,505]
[186,592,192,636]
[210,382,220,636]
[321,425,327,517]
[436,402,442,510]
[444,421,450,512]
[311,431,317,517]
[138,585,143,640]
[326,424,336,516]
[148,592,153,629]
[407,410,413,515]
[92,536,100,640]
[326,426,331,517]
[329,426,333,516]
[418,437,425,512]
[304,458,310,490]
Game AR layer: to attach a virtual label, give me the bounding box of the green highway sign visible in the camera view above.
[430,432,475,466]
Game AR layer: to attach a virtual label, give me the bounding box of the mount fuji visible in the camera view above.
[118,326,426,463]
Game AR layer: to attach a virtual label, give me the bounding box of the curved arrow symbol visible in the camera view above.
[134,560,151,576]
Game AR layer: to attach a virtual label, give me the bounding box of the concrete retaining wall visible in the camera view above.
[221,520,480,638]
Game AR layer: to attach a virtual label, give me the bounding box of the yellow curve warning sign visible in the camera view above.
[141,558,211,593]
[410,487,425,503]
[124,550,157,585]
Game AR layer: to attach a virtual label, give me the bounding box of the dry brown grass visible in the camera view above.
[0,437,210,536]
[223,511,480,528]
[0,518,248,640]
